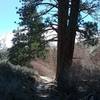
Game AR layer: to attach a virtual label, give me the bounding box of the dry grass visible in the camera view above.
[1,44,100,99]
[30,45,100,79]
[30,44,100,94]
[31,59,55,78]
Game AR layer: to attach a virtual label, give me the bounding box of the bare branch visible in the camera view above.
[46,36,58,42]
[34,6,54,18]
[49,24,58,33]
[36,3,58,8]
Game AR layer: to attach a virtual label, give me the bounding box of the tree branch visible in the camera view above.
[36,3,58,8]
[34,6,54,18]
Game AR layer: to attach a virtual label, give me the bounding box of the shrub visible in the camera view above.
[0,62,38,100]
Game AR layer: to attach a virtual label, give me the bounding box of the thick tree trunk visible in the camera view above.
[56,0,80,94]
[56,0,69,79]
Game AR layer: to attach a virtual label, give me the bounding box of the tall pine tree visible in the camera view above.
[8,0,100,97]
[25,0,100,95]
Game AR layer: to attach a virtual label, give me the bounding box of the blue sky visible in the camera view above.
[0,0,99,36]
[0,0,21,36]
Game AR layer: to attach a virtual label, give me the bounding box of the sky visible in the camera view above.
[0,0,20,36]
[0,0,100,35]
[0,0,99,48]
[0,0,21,48]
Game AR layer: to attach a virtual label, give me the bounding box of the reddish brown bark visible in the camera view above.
[56,0,80,93]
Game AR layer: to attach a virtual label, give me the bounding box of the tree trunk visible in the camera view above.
[56,0,80,95]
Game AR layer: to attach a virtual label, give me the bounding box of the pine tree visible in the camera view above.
[26,0,100,94]
[8,0,100,97]
[8,0,46,66]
